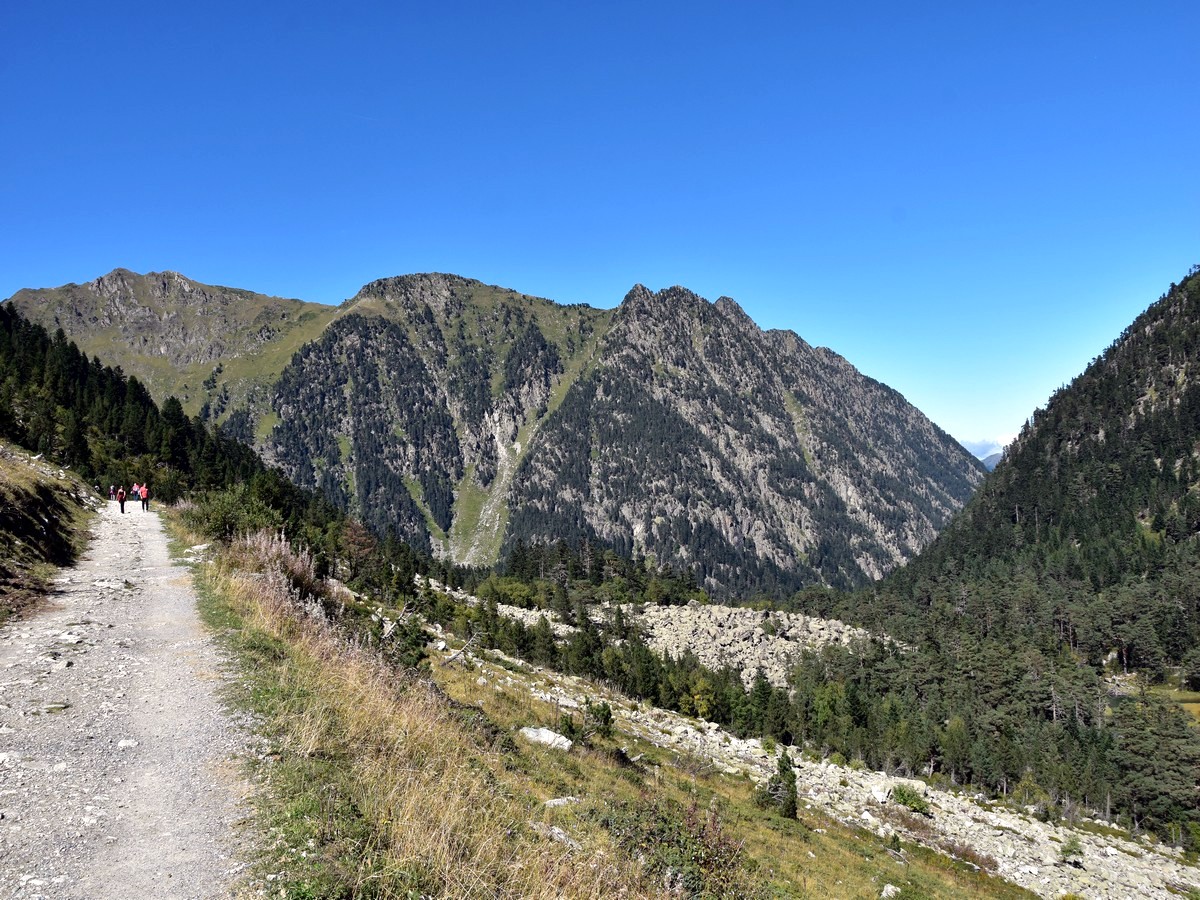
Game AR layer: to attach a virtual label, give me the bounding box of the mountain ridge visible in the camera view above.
[6,268,986,594]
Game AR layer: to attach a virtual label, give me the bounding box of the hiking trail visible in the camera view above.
[0,500,250,899]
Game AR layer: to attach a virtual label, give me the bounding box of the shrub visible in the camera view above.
[891,784,931,817]
[593,794,765,898]
[754,753,798,819]
[1059,833,1084,867]
[182,483,282,541]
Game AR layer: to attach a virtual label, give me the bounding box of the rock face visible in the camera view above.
[505,285,984,593]
[8,270,986,595]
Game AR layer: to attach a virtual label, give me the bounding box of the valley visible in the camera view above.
[2,264,1200,897]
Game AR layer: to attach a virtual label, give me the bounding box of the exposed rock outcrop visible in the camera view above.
[9,269,986,595]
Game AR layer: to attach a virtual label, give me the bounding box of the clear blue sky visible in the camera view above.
[3,1,1197,454]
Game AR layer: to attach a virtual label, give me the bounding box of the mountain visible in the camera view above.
[981,451,1003,470]
[504,284,983,593]
[267,274,612,558]
[6,269,986,593]
[877,263,1200,665]
[6,268,337,429]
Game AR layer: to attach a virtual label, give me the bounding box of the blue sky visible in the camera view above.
[3,1,1197,454]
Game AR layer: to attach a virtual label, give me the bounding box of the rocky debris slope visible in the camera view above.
[419,578,877,687]
[0,502,252,898]
[636,602,876,687]
[444,642,1200,900]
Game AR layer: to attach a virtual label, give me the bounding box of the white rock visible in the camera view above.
[880,885,902,899]
[518,727,573,752]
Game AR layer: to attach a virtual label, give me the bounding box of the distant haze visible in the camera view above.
[959,438,1011,461]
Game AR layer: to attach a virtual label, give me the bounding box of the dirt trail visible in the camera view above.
[0,501,250,899]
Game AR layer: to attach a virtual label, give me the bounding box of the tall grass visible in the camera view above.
[205,528,645,899]
[182,523,1034,899]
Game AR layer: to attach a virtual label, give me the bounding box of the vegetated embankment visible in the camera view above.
[0,443,96,622]
[186,526,675,899]
[185,522,1041,899]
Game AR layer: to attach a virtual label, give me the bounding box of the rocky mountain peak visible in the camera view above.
[713,295,755,327]
[618,283,654,307]
[10,267,985,595]
[88,267,137,296]
[86,268,200,302]
[353,273,482,316]
[620,283,709,309]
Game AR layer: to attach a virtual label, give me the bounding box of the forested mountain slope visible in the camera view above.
[6,269,986,593]
[508,285,984,595]
[778,267,1200,840]
[863,265,1200,673]
[267,274,610,557]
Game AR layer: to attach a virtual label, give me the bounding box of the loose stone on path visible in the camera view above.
[0,501,251,899]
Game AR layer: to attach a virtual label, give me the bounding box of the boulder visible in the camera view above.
[518,727,573,752]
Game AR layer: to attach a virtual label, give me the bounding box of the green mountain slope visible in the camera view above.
[7,268,985,594]
[7,268,337,424]
[873,265,1200,670]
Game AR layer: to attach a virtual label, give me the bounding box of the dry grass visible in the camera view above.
[202,529,649,899]
[178,522,1037,899]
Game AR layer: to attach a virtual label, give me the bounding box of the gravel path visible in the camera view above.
[0,501,251,899]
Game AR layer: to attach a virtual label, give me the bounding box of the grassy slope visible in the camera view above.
[208,304,338,420]
[0,442,95,622]
[8,274,338,419]
[177,517,1035,900]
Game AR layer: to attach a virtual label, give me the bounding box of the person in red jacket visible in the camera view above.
[117,487,127,514]
[140,483,150,511]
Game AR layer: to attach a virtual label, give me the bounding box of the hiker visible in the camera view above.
[140,483,150,511]
[131,482,140,502]
[117,486,127,514]
[109,485,116,500]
